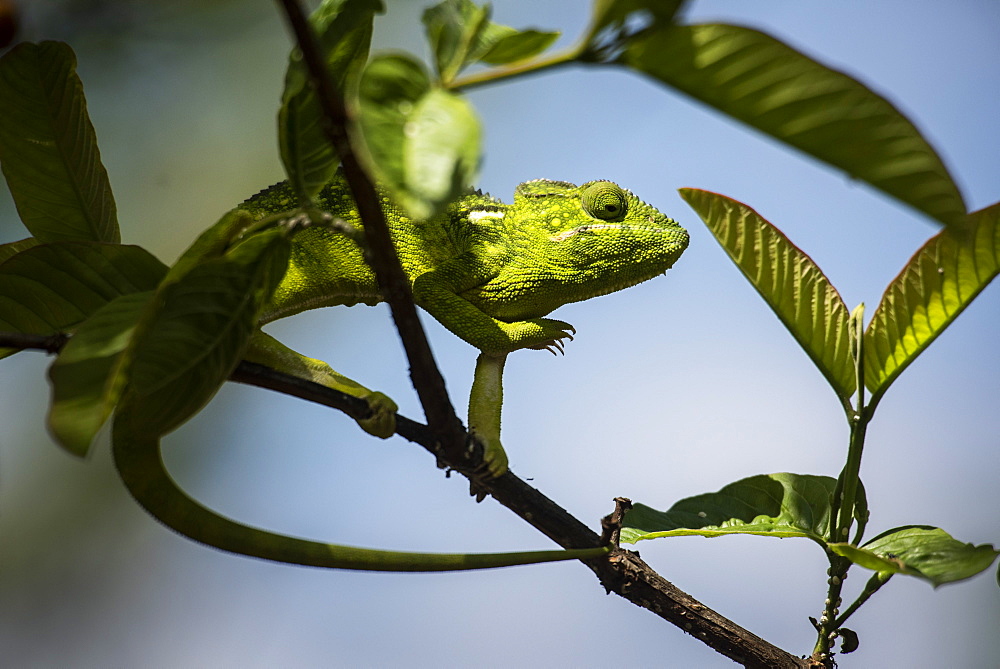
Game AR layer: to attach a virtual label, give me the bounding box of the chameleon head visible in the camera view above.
[487,179,689,318]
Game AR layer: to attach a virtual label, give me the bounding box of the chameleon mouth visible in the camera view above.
[549,222,684,243]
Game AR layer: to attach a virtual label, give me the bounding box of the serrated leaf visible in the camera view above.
[864,202,1000,401]
[358,54,481,219]
[279,0,381,203]
[830,526,999,587]
[0,41,119,243]
[46,291,151,456]
[127,229,290,436]
[0,242,166,352]
[680,189,854,400]
[626,24,967,229]
[621,473,867,546]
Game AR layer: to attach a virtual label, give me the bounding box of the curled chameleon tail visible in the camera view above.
[111,400,609,572]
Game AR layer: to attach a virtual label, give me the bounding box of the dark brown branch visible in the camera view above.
[235,359,813,668]
[273,0,467,465]
[5,332,811,666]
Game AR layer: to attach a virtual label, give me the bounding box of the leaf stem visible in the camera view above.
[833,571,892,630]
[447,47,581,92]
[812,551,851,659]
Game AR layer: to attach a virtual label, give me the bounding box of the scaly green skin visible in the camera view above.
[110,173,687,573]
[112,399,611,571]
[241,173,689,475]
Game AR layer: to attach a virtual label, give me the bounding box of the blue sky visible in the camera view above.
[1,1,997,666]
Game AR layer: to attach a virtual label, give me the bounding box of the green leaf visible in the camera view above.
[0,41,119,243]
[422,0,491,83]
[864,202,1000,401]
[0,238,39,266]
[830,526,999,587]
[626,24,967,229]
[478,28,560,66]
[680,189,854,401]
[46,291,151,456]
[358,54,481,219]
[423,0,559,80]
[278,0,381,203]
[126,229,291,436]
[0,242,166,342]
[621,473,867,546]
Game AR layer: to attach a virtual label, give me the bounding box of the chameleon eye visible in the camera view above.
[581,182,628,221]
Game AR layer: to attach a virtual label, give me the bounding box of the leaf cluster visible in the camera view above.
[0,0,996,665]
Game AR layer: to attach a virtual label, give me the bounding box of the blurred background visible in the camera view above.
[1,1,997,666]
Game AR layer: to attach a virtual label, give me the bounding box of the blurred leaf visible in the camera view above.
[626,24,967,229]
[358,54,481,219]
[830,526,999,587]
[583,0,684,48]
[0,242,166,358]
[0,41,119,242]
[681,189,854,401]
[864,202,999,401]
[0,237,38,266]
[478,28,559,66]
[46,291,151,456]
[422,0,491,83]
[127,229,290,435]
[423,0,559,80]
[279,0,381,203]
[622,473,867,546]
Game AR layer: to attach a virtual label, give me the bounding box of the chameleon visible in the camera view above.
[110,172,688,571]
[239,172,690,477]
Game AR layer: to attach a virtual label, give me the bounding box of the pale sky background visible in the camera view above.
[1,1,998,667]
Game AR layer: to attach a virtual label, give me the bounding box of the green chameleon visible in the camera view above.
[240,173,689,477]
[112,172,688,571]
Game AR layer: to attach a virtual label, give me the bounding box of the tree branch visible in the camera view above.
[273,0,468,467]
[231,359,814,668]
[1,328,810,666]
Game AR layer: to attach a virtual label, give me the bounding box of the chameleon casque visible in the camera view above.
[240,173,690,476]
[111,172,689,571]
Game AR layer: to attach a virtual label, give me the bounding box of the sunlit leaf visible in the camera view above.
[46,291,151,456]
[681,189,854,400]
[626,25,967,229]
[0,41,119,242]
[830,526,999,587]
[358,54,481,219]
[864,203,1000,401]
[279,0,381,203]
[621,473,866,546]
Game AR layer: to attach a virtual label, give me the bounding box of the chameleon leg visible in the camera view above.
[468,351,509,478]
[245,330,398,438]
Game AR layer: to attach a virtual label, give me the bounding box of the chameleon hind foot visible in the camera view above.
[357,391,398,438]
